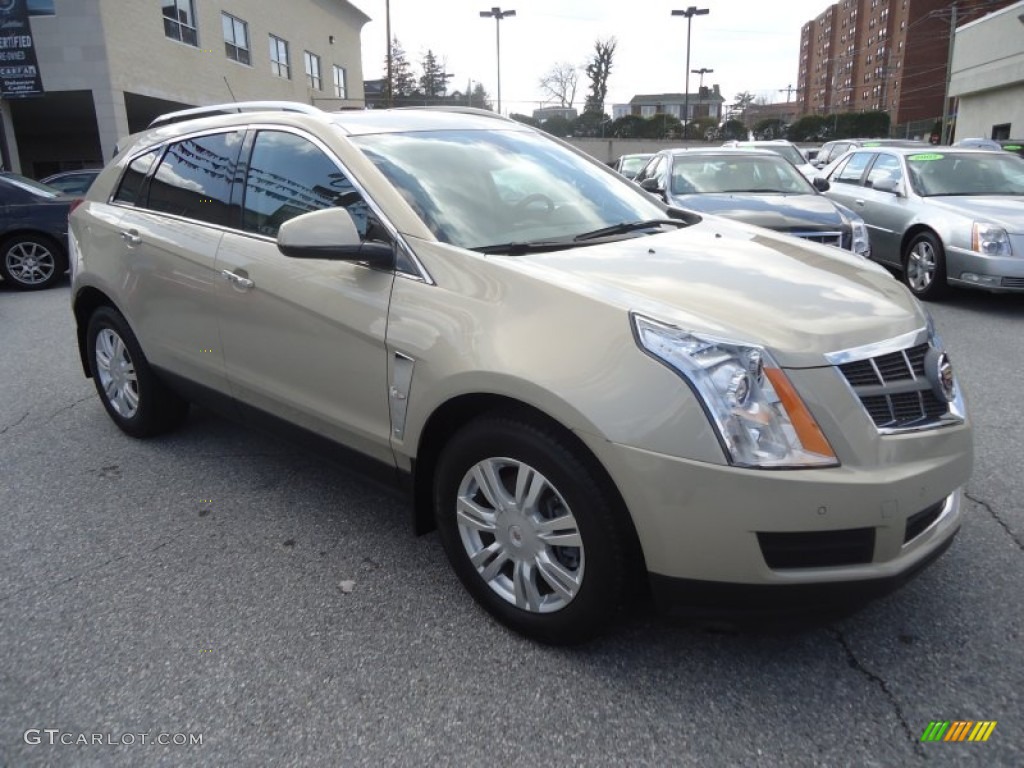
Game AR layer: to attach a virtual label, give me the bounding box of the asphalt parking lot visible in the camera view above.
[1,281,1021,767]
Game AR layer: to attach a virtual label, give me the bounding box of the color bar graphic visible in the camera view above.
[920,720,996,742]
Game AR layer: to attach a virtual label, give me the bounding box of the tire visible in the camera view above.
[434,415,637,645]
[902,231,949,301]
[0,234,67,291]
[86,306,190,437]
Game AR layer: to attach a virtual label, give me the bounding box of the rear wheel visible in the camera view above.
[86,306,189,437]
[0,234,66,290]
[902,231,949,301]
[434,415,637,644]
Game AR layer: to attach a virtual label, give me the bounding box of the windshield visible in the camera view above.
[350,129,669,250]
[906,152,1024,196]
[670,154,814,195]
[1,173,60,198]
[736,143,806,167]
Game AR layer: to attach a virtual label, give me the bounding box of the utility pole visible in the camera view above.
[940,2,957,145]
[385,0,392,107]
[779,84,796,102]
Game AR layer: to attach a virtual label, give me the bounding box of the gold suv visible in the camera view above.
[69,103,973,643]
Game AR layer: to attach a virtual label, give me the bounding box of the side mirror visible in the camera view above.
[871,177,901,195]
[813,177,830,192]
[640,177,663,193]
[277,207,394,268]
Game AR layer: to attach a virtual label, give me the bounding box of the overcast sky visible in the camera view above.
[351,0,833,114]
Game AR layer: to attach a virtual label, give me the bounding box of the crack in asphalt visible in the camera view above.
[0,531,184,605]
[966,489,1024,552]
[0,411,30,435]
[829,628,926,760]
[43,395,95,425]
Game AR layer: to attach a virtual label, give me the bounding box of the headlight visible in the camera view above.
[633,315,838,468]
[850,217,871,258]
[971,221,1011,256]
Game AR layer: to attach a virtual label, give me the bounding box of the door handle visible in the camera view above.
[120,230,141,246]
[221,269,254,289]
[854,199,865,206]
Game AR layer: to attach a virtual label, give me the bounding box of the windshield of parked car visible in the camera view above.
[735,143,806,167]
[906,152,1024,196]
[670,154,814,195]
[0,173,60,198]
[350,129,672,250]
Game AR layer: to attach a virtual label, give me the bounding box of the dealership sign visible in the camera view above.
[0,0,43,98]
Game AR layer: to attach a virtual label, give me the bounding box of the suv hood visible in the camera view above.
[924,196,1024,233]
[670,192,846,232]
[507,217,923,368]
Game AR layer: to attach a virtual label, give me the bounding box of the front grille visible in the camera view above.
[758,528,876,569]
[1002,277,1024,289]
[904,501,944,544]
[837,342,950,430]
[792,230,844,249]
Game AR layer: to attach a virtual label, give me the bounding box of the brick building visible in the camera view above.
[795,0,1016,131]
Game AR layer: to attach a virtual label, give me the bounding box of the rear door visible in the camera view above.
[215,128,395,464]
[111,131,243,393]
[858,152,912,265]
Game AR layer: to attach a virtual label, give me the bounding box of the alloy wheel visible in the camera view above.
[94,328,139,418]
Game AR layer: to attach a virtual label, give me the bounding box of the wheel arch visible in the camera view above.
[411,392,647,576]
[72,287,119,377]
[900,224,941,263]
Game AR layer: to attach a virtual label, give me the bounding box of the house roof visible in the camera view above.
[629,92,725,104]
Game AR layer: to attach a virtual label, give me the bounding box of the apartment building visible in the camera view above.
[795,0,1016,130]
[0,0,369,177]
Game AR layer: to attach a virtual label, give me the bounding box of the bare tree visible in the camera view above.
[539,62,579,108]
[584,38,616,116]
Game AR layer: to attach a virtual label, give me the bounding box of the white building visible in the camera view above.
[949,0,1024,141]
[1,0,369,177]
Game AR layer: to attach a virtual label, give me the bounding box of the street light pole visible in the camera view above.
[672,6,709,137]
[385,0,392,107]
[480,7,516,115]
[691,67,713,93]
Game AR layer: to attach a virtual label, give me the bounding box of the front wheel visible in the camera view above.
[902,231,949,301]
[434,415,638,644]
[86,307,190,437]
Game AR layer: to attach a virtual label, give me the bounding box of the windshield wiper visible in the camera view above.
[472,239,574,255]
[573,219,687,242]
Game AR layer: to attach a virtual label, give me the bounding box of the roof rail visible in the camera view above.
[148,101,322,129]
[391,105,511,121]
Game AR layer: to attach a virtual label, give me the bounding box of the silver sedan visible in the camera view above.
[820,147,1024,299]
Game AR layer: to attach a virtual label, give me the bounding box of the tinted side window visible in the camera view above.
[828,142,852,163]
[147,131,243,226]
[835,152,873,185]
[113,149,160,205]
[241,130,368,238]
[635,155,664,185]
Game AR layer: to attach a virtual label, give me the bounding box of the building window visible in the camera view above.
[270,35,290,79]
[162,0,198,46]
[304,51,322,91]
[222,13,250,65]
[333,65,347,98]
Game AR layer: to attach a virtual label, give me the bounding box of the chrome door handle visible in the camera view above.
[221,269,254,289]
[120,230,141,246]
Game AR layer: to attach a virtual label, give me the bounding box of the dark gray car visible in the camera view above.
[820,147,1024,299]
[0,173,74,290]
[635,149,871,257]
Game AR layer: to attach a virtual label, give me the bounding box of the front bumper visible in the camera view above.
[580,421,970,599]
[946,243,1024,292]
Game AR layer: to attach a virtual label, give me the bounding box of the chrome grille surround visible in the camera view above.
[825,327,966,434]
[791,230,845,249]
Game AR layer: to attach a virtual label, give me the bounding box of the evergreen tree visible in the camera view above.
[419,50,448,101]
[584,38,616,116]
[384,37,416,102]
